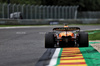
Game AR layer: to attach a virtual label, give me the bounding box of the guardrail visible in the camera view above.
[0,19,100,25]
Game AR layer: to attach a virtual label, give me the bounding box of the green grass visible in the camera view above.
[89,32,100,40]
[87,30,100,40]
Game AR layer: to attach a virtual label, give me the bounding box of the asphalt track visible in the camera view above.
[0,25,100,66]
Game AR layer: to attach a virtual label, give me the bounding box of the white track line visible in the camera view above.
[47,48,61,66]
[0,26,56,29]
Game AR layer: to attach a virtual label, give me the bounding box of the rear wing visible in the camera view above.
[53,27,80,31]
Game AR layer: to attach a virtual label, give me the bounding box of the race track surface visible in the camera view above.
[0,25,100,66]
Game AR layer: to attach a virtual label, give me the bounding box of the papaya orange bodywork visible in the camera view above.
[59,32,74,38]
[59,32,74,41]
[64,26,68,27]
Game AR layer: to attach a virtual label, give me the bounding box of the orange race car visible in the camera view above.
[45,25,89,48]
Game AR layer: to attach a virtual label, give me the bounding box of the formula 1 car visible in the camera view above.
[45,26,89,48]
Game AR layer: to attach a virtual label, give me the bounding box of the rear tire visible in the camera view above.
[78,32,89,47]
[45,32,55,48]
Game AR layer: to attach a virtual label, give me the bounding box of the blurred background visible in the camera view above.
[0,0,100,24]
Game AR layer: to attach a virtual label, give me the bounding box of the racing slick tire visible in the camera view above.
[45,32,55,48]
[78,32,89,47]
